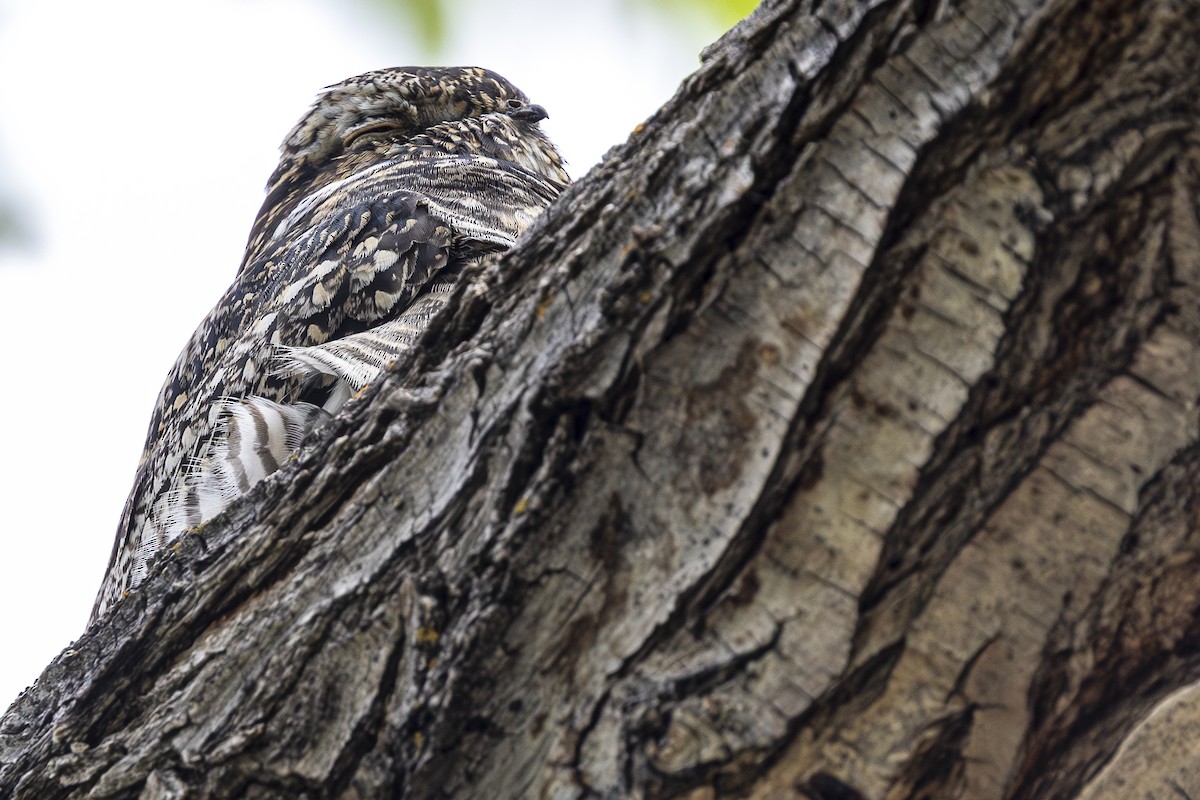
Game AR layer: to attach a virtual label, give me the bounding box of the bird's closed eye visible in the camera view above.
[344,119,406,149]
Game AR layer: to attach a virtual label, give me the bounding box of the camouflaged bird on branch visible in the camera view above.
[90,66,569,623]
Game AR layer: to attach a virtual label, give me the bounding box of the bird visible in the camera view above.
[89,66,569,624]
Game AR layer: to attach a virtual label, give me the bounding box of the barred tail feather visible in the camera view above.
[161,397,329,536]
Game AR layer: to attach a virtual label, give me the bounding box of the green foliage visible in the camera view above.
[371,0,447,53]
[406,0,447,49]
[369,0,756,54]
[658,0,758,29]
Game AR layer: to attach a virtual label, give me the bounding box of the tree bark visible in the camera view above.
[4,0,1200,797]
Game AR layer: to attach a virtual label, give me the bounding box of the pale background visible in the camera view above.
[0,0,737,709]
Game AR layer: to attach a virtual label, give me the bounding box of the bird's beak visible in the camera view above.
[510,103,548,123]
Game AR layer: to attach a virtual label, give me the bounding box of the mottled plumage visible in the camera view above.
[91,67,568,623]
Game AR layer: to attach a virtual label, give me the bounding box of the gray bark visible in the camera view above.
[4,0,1200,797]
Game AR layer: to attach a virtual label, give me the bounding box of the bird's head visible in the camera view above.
[243,66,565,271]
[276,66,533,178]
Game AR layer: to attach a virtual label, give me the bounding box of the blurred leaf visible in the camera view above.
[0,200,33,252]
[657,0,759,29]
[363,0,756,56]
[370,0,447,52]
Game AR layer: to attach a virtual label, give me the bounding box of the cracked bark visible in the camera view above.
[4,0,1200,797]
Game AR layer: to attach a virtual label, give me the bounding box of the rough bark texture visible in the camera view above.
[4,0,1200,797]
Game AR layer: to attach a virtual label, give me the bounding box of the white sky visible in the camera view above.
[0,0,724,711]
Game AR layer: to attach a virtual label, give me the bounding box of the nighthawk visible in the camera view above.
[90,66,569,623]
